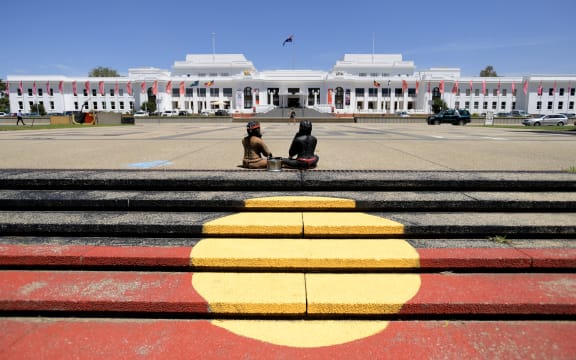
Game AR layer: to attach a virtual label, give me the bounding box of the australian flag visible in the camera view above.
[282,35,293,46]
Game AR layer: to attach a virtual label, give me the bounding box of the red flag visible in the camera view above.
[126,81,132,96]
[5,81,9,95]
[482,80,486,95]
[497,80,501,95]
[439,80,444,94]
[19,81,23,94]
[98,81,104,95]
[523,80,528,95]
[33,82,37,95]
[58,81,64,94]
[140,82,146,94]
[165,81,172,94]
[46,81,50,94]
[72,81,77,96]
[537,81,543,96]
[152,81,158,95]
[85,81,90,93]
[552,81,557,96]
[511,82,515,94]
[179,81,185,96]
[415,80,419,95]
[402,80,408,93]
[204,80,214,87]
[469,79,473,92]
[114,82,119,95]
[452,81,459,94]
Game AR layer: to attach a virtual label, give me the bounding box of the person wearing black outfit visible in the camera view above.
[282,120,319,169]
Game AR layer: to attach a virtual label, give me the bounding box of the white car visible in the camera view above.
[161,110,178,117]
[133,110,148,117]
[522,114,569,126]
[0,112,8,117]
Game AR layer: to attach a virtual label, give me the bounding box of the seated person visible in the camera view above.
[282,120,319,169]
[241,121,273,169]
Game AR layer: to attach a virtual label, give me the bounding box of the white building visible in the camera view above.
[6,53,576,116]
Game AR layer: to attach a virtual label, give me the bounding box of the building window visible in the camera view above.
[475,89,480,96]
[197,88,206,97]
[74,102,78,110]
[512,101,516,109]
[492,101,497,110]
[474,101,479,109]
[558,101,563,110]
[186,88,194,97]
[512,88,517,96]
[455,101,460,109]
[536,101,542,110]
[465,101,470,109]
[93,102,98,110]
[501,102,506,110]
[368,88,378,97]
[49,88,53,96]
[571,88,575,96]
[38,88,43,96]
[18,101,23,109]
[547,101,553,110]
[130,102,134,110]
[355,88,364,97]
[569,101,574,110]
[382,88,390,96]
[210,88,219,97]
[483,102,488,110]
[28,88,33,96]
[493,89,498,96]
[111,102,116,110]
[408,88,416,97]
[559,88,564,96]
[466,89,471,96]
[172,89,180,97]
[83,89,88,96]
[394,88,403,96]
[50,101,55,110]
[119,89,124,96]
[502,89,507,96]
[359,73,367,77]
[91,89,96,97]
[549,88,554,96]
[120,101,124,110]
[102,102,106,110]
[110,89,114,96]
[223,88,232,97]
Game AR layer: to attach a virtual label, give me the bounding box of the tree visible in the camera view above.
[431,98,447,114]
[480,65,498,77]
[0,80,9,113]
[89,67,120,77]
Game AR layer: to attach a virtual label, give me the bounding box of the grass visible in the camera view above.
[487,235,511,245]
[563,166,576,173]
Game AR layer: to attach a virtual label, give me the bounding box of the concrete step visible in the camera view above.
[1,210,575,238]
[1,243,575,271]
[2,190,576,211]
[1,169,575,191]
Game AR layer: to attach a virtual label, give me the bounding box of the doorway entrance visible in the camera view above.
[287,97,300,108]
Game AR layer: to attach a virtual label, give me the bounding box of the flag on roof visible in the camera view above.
[126,81,132,96]
[141,82,146,94]
[402,80,408,93]
[373,80,381,87]
[19,81,23,94]
[204,80,214,87]
[166,81,172,94]
[282,35,293,46]
[58,81,64,94]
[415,80,419,95]
[190,80,199,86]
[152,81,158,95]
[46,81,50,94]
[85,81,90,93]
[99,81,105,95]
[451,80,459,94]
[179,81,185,96]
[72,81,77,96]
[439,80,444,94]
[33,81,37,95]
[523,80,528,95]
[537,81,543,96]
[511,82,515,94]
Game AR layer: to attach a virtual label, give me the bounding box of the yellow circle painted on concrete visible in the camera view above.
[193,196,421,348]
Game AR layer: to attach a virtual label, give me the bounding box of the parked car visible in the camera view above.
[178,110,189,116]
[214,109,229,116]
[161,110,178,117]
[395,111,410,117]
[133,110,149,117]
[427,109,471,125]
[559,113,576,119]
[0,112,8,117]
[521,114,569,126]
[510,110,529,118]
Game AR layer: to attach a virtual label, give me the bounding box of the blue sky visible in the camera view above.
[2,0,575,79]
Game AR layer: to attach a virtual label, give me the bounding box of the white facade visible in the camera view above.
[6,53,576,116]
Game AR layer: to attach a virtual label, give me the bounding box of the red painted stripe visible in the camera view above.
[0,271,574,315]
[1,245,575,270]
[0,270,207,313]
[1,319,574,359]
[418,248,532,269]
[402,273,576,315]
[0,244,192,267]
[520,248,576,268]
